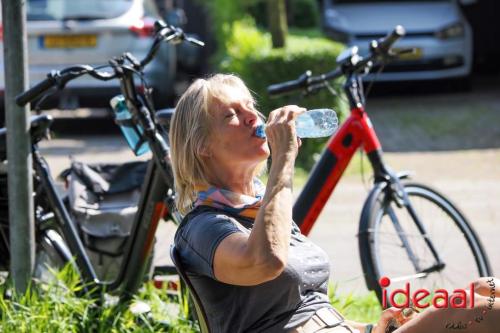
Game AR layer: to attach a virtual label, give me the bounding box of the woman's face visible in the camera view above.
[206,84,270,171]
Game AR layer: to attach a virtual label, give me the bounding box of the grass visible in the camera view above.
[329,283,382,323]
[0,267,383,332]
[0,266,196,332]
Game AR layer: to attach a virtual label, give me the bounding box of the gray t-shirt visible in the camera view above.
[174,206,334,333]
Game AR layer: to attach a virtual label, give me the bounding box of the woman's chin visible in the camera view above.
[258,146,271,158]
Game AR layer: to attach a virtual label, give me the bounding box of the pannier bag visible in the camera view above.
[61,160,149,281]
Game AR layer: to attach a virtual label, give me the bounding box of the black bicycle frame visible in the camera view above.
[30,66,179,301]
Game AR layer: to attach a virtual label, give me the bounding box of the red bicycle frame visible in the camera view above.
[293,104,383,235]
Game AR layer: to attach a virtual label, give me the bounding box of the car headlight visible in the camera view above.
[436,22,465,39]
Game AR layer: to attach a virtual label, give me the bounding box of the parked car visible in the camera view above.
[0,0,176,125]
[321,0,473,83]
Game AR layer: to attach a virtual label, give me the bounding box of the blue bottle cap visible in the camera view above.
[255,124,266,138]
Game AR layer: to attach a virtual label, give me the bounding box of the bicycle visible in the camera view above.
[2,21,202,304]
[267,26,492,304]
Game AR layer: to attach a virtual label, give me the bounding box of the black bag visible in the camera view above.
[61,160,148,281]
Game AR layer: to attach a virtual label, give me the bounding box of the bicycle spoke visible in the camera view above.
[365,183,489,306]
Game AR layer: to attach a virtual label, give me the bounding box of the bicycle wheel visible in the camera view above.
[359,181,491,305]
[33,229,72,283]
[0,228,71,286]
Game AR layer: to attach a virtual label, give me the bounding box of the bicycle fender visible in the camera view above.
[42,229,74,267]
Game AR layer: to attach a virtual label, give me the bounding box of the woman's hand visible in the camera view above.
[373,307,416,333]
[265,105,305,160]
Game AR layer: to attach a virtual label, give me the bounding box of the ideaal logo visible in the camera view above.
[379,276,496,330]
[379,276,475,309]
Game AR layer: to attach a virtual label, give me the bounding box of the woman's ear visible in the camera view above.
[198,145,212,158]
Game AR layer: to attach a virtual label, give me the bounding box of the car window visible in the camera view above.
[27,0,133,21]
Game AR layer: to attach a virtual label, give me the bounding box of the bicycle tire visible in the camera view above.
[0,228,72,285]
[358,181,492,305]
[33,229,73,283]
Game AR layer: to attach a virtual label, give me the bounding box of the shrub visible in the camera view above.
[220,20,348,170]
[289,0,320,28]
[247,0,321,29]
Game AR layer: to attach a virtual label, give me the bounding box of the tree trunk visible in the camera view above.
[267,0,287,48]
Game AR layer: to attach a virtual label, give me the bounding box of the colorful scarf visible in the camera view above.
[194,178,265,219]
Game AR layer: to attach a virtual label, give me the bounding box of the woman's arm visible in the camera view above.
[212,106,304,286]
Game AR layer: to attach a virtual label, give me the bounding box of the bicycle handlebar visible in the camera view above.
[267,25,405,97]
[375,25,405,55]
[15,20,204,107]
[267,67,343,96]
[267,71,312,96]
[16,75,57,107]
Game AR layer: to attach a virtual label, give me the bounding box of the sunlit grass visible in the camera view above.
[0,265,196,332]
[329,283,382,324]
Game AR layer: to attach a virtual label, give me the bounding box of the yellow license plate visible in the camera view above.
[43,34,97,48]
[393,47,423,61]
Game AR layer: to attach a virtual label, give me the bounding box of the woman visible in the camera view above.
[169,74,499,333]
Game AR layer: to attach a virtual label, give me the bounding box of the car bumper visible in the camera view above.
[350,34,472,82]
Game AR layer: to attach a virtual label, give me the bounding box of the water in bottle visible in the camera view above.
[110,95,150,156]
[254,108,339,139]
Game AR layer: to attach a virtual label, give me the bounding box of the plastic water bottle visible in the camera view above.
[110,95,150,156]
[255,108,339,139]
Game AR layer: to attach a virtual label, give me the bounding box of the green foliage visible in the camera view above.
[247,0,320,29]
[289,0,320,28]
[199,0,260,64]
[0,265,196,332]
[329,283,382,323]
[220,19,348,169]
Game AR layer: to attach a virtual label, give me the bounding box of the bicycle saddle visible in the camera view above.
[0,114,53,161]
[155,108,175,129]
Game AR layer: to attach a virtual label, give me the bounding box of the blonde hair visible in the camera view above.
[169,74,265,215]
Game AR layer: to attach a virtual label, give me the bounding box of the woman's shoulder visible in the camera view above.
[180,205,237,228]
[175,206,249,247]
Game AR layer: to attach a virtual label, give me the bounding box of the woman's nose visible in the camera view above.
[244,110,258,127]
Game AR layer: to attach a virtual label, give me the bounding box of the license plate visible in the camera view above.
[42,34,97,48]
[393,47,423,61]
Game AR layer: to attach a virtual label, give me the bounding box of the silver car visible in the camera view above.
[0,0,176,114]
[321,0,473,82]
